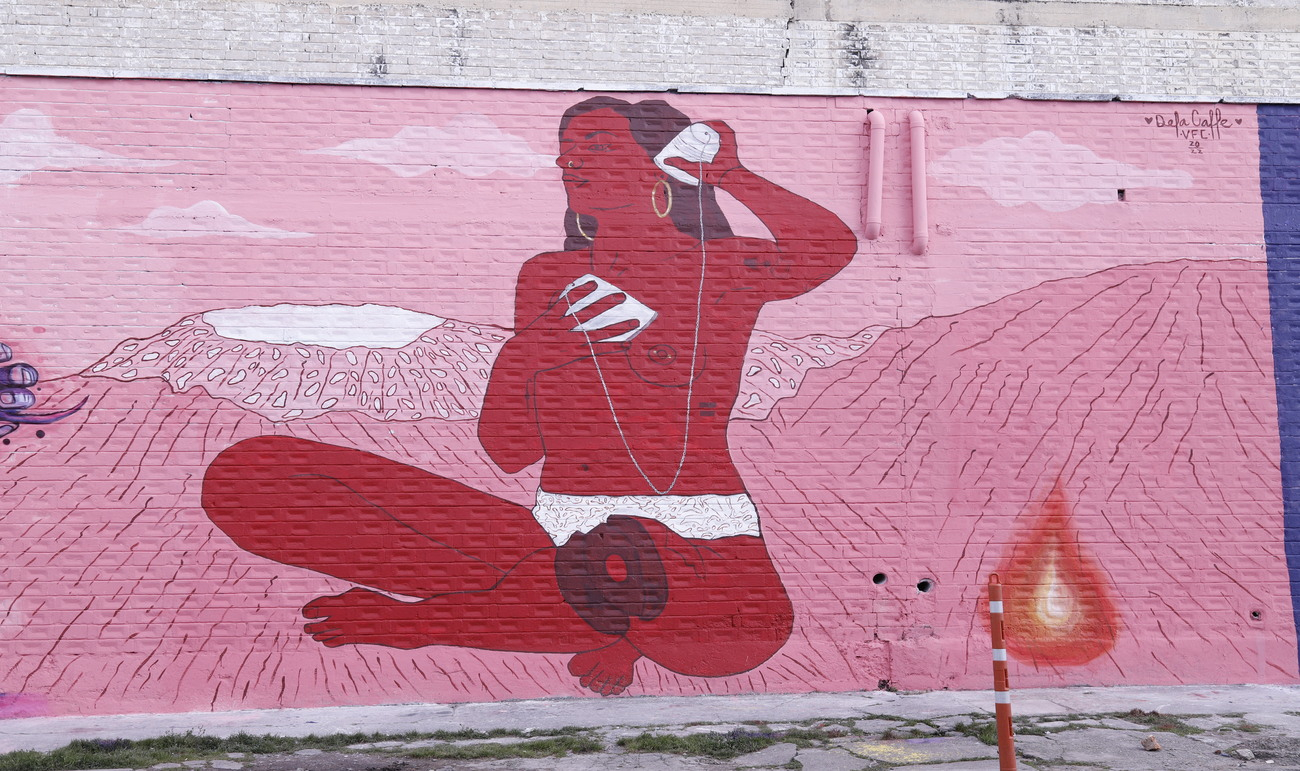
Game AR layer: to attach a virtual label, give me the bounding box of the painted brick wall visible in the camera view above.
[3,1,1300,102]
[1,75,1295,718]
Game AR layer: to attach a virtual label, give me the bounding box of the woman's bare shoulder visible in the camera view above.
[520,249,589,275]
[704,236,779,254]
[700,237,781,274]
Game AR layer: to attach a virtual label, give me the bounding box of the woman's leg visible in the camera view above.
[626,528,794,677]
[201,435,553,597]
[559,517,794,693]
[302,547,617,653]
[296,514,792,686]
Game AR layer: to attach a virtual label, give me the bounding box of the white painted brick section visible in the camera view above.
[1,0,1299,100]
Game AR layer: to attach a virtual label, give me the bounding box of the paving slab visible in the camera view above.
[932,715,976,731]
[1037,684,1300,717]
[732,741,798,767]
[847,735,997,765]
[1012,733,1065,762]
[1099,718,1152,730]
[851,718,904,735]
[790,747,874,771]
[1045,727,1244,770]
[458,753,726,770]
[1243,709,1300,732]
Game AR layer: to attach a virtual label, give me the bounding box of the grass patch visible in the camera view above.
[1011,721,1048,737]
[0,732,288,771]
[784,727,848,742]
[1117,709,1203,736]
[0,727,593,771]
[618,730,779,759]
[618,726,848,759]
[403,736,601,759]
[953,721,999,746]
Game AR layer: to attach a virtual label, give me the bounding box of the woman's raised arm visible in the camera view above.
[669,121,858,301]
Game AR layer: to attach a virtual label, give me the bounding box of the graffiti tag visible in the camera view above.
[1144,109,1243,154]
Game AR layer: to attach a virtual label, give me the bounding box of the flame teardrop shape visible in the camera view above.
[996,481,1121,667]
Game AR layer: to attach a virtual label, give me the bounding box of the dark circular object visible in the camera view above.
[872,572,887,585]
[917,579,934,593]
[1251,610,1263,620]
[1,438,8,445]
[647,344,677,364]
[35,429,45,439]
[554,516,669,636]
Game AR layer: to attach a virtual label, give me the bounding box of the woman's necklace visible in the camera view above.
[564,165,708,495]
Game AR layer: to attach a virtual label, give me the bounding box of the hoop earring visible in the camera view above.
[575,212,594,242]
[651,179,673,218]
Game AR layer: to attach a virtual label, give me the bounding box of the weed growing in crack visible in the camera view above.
[402,736,601,759]
[1119,709,1203,735]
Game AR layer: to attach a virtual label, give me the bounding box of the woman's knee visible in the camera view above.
[633,604,793,677]
[201,435,311,528]
[619,531,795,677]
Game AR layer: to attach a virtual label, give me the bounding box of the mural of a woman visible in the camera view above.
[201,97,857,695]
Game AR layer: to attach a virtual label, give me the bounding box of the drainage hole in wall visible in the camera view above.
[1251,609,1263,620]
[872,572,888,585]
[917,579,934,593]
[1117,188,1126,201]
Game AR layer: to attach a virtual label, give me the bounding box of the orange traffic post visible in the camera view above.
[989,573,1017,771]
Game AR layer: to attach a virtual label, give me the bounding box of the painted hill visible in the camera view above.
[734,258,1294,689]
[1,258,1291,716]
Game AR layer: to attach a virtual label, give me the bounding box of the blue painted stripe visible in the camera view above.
[1259,104,1300,670]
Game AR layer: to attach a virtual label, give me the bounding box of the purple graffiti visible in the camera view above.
[0,343,84,442]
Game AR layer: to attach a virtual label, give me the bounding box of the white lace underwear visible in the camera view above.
[532,490,761,546]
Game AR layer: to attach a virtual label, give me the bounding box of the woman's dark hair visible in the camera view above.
[559,96,734,251]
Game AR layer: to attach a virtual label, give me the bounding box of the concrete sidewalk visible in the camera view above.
[4,684,1300,769]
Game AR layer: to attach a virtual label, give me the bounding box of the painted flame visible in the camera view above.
[996,482,1120,667]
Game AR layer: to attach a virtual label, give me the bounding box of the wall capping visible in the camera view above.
[3,1,1299,104]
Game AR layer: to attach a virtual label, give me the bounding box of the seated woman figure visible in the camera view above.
[201,96,857,696]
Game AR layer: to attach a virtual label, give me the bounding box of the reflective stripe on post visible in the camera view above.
[989,573,1017,771]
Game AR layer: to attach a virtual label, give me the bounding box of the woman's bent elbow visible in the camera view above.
[479,434,542,474]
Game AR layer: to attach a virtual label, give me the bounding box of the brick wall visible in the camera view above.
[1,75,1294,717]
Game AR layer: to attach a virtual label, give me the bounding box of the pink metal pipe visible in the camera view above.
[864,109,884,240]
[909,110,928,255]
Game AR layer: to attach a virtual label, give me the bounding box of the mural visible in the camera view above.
[0,76,1296,717]
[200,98,856,695]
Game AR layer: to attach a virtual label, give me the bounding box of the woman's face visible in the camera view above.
[558,108,663,215]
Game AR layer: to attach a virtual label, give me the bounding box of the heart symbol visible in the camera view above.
[1145,117,1154,124]
[1235,118,1243,125]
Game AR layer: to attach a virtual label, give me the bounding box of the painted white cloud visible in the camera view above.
[1,108,173,184]
[305,113,551,178]
[126,200,312,239]
[932,131,1193,212]
[203,303,446,349]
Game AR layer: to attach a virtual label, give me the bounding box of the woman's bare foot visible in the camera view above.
[302,587,429,649]
[568,637,641,696]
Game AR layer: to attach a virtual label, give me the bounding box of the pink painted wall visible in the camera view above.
[0,75,1290,717]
